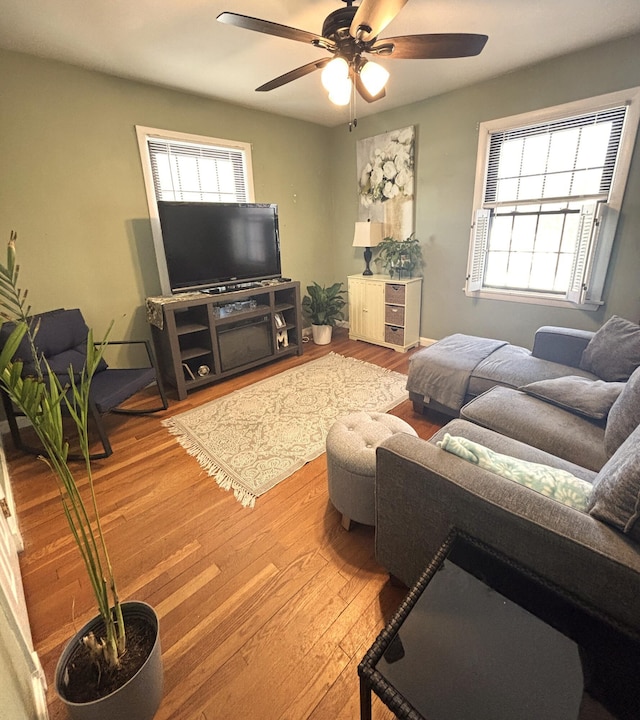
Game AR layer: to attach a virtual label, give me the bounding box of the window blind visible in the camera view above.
[147,139,249,203]
[484,106,627,205]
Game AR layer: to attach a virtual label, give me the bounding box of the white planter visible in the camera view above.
[312,324,333,345]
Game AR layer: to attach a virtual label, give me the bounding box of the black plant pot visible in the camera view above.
[55,601,163,720]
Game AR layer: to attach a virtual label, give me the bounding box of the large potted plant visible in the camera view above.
[0,235,163,719]
[375,233,423,279]
[301,281,346,345]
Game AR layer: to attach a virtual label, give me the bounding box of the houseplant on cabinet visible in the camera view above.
[301,281,347,345]
[375,233,423,278]
[0,235,162,719]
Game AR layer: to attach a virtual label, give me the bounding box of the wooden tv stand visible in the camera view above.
[147,281,303,400]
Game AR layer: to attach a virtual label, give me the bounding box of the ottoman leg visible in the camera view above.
[341,514,352,531]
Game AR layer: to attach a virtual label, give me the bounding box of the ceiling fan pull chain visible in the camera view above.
[349,73,358,131]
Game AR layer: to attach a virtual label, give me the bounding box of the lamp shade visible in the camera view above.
[360,60,389,97]
[321,57,352,106]
[328,77,352,106]
[321,57,349,91]
[353,221,384,248]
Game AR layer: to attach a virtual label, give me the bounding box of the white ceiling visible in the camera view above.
[1,0,639,127]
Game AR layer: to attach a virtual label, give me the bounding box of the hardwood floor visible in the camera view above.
[7,328,445,719]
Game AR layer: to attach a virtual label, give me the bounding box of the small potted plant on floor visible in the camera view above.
[375,233,423,279]
[301,281,347,345]
[0,234,163,719]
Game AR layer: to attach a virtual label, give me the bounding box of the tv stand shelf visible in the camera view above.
[147,281,303,400]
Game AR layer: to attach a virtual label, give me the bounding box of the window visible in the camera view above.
[466,88,640,309]
[136,126,254,294]
[137,126,253,204]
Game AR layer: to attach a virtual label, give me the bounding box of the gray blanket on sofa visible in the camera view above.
[407,334,507,410]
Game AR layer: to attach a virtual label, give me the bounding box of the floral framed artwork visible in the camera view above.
[357,126,415,241]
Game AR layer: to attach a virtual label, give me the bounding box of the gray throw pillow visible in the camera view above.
[589,424,640,542]
[580,315,640,381]
[605,365,640,457]
[520,376,624,421]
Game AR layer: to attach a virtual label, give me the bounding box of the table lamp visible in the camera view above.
[353,221,384,276]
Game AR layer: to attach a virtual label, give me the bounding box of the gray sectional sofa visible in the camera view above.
[375,315,640,634]
[408,325,600,417]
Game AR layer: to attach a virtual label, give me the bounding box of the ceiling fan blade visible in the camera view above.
[217,12,326,46]
[354,74,386,103]
[373,33,488,59]
[256,58,331,92]
[350,0,409,42]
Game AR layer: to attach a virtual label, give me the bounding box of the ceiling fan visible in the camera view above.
[217,0,488,107]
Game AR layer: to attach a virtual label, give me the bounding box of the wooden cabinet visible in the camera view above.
[348,274,422,352]
[148,281,303,400]
[348,276,385,344]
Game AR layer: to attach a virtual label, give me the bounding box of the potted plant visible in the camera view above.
[0,234,163,719]
[301,281,346,345]
[375,233,423,279]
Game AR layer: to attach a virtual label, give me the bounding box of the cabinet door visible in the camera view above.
[349,278,385,343]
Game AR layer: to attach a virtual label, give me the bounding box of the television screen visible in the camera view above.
[156,201,281,294]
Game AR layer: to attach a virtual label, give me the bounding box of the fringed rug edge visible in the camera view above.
[163,418,258,508]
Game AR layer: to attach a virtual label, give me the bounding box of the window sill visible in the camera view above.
[465,288,601,311]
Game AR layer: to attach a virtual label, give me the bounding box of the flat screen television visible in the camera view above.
[154,201,282,294]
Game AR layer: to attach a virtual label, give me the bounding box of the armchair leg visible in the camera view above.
[1,392,50,457]
[90,379,167,460]
[88,401,113,459]
[2,392,113,460]
[110,379,169,417]
[1,392,27,453]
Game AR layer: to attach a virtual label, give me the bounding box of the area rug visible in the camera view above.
[163,352,408,507]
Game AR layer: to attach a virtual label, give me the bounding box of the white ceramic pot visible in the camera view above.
[312,324,333,345]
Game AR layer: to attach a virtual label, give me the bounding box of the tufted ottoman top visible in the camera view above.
[326,411,418,476]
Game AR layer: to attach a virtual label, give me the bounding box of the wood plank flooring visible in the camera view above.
[7,328,445,719]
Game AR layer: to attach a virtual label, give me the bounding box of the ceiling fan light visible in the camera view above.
[328,77,352,106]
[360,60,389,97]
[321,56,349,92]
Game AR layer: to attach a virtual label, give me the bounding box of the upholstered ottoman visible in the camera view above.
[326,411,418,530]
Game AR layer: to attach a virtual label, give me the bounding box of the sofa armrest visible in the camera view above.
[375,428,640,633]
[532,326,594,367]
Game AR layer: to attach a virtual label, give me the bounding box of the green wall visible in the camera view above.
[329,33,640,347]
[0,49,333,341]
[1,33,639,350]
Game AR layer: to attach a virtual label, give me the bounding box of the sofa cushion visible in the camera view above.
[469,345,597,399]
[579,315,640,381]
[520,376,624,421]
[589,424,640,541]
[429,419,598,482]
[605,365,640,457]
[460,386,607,472]
[438,433,592,510]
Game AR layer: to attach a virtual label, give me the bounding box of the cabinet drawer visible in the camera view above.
[385,305,405,326]
[385,325,405,346]
[385,283,405,304]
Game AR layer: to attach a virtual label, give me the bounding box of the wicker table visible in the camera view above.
[359,531,640,720]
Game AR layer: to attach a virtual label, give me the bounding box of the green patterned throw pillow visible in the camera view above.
[437,434,592,511]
